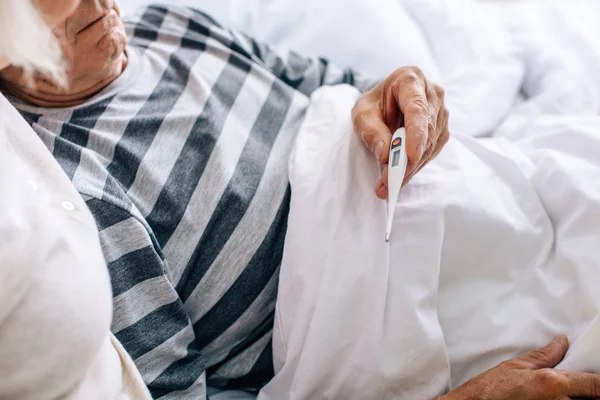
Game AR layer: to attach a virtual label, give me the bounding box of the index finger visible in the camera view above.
[391,70,429,165]
[352,105,393,164]
[560,370,600,398]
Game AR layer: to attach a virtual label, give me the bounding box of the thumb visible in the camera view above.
[519,336,569,370]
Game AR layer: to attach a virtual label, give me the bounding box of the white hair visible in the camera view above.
[0,0,65,84]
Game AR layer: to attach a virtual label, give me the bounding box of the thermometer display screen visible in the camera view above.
[392,150,401,167]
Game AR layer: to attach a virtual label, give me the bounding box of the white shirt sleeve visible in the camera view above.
[0,94,150,399]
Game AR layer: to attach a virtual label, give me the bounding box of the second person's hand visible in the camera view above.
[438,336,600,400]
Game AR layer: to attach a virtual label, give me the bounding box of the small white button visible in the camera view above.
[61,200,76,211]
[28,180,38,192]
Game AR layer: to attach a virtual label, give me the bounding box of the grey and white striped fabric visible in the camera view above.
[13,4,375,398]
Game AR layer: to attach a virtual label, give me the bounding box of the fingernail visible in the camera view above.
[552,335,566,344]
[375,141,384,162]
[378,185,388,199]
[417,144,425,161]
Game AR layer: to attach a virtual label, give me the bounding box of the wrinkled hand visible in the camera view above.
[439,336,600,400]
[352,66,449,199]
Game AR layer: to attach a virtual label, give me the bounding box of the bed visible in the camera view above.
[119,1,600,398]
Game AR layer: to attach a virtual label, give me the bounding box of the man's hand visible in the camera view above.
[439,336,600,400]
[352,66,449,199]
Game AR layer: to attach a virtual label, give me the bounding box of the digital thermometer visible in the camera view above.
[385,128,408,243]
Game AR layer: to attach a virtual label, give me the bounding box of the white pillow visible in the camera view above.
[228,0,439,80]
[121,0,438,79]
[400,0,525,136]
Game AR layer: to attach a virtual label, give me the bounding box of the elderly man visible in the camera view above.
[2,1,600,400]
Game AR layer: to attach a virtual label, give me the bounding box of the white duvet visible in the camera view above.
[254,2,600,399]
[258,85,600,400]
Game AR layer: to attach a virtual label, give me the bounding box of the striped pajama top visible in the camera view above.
[12,4,374,398]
